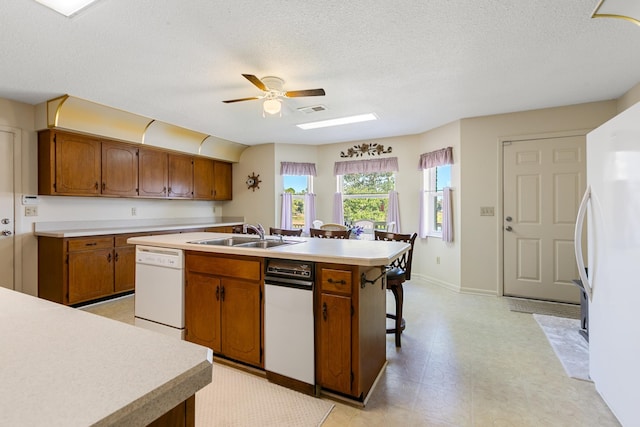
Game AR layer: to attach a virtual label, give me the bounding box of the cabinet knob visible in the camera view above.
[322,302,327,320]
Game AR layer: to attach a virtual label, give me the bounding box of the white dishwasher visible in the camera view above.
[134,245,185,339]
[264,259,315,391]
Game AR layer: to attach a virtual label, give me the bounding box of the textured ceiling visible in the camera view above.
[1,0,639,146]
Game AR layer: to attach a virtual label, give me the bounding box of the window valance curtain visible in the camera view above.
[280,162,317,176]
[418,147,453,169]
[334,157,398,176]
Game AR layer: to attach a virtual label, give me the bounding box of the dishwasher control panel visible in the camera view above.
[135,246,184,269]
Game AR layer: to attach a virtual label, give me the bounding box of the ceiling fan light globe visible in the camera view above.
[263,99,282,115]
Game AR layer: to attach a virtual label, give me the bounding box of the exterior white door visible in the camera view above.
[503,135,585,303]
[0,129,15,290]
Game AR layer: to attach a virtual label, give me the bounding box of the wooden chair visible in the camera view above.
[269,227,303,237]
[319,223,348,231]
[374,230,417,347]
[310,228,350,239]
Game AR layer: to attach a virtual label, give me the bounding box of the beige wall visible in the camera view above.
[459,100,618,295]
[617,81,640,113]
[224,144,276,228]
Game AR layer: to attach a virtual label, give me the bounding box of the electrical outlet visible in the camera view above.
[480,206,495,216]
[131,207,137,216]
[25,206,38,217]
[436,256,440,264]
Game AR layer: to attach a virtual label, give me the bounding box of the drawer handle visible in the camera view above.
[327,278,346,285]
[85,242,97,246]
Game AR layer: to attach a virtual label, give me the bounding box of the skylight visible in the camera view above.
[34,0,100,17]
[296,113,378,130]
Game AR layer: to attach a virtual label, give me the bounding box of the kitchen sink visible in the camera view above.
[188,237,300,248]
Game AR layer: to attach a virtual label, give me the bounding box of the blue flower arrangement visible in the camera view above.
[349,225,364,238]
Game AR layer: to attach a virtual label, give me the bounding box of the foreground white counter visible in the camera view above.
[0,287,212,426]
[128,232,410,266]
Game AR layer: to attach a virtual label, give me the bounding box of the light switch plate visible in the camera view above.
[480,206,495,216]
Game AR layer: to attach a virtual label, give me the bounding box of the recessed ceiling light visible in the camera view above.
[34,0,101,17]
[296,113,378,130]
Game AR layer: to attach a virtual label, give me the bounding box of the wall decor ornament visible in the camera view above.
[246,172,261,191]
[340,143,392,158]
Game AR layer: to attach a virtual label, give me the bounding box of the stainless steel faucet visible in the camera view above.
[243,223,265,240]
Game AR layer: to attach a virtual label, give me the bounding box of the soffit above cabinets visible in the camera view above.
[35,95,247,163]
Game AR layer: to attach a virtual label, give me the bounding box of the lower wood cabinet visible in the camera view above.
[37,231,163,305]
[185,252,263,368]
[316,263,387,400]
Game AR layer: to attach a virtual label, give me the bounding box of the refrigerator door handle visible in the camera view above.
[574,186,592,302]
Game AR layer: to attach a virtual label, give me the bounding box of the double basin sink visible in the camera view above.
[188,236,301,249]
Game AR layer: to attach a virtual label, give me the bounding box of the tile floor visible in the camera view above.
[83,280,621,427]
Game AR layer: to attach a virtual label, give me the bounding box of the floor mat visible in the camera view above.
[507,297,580,319]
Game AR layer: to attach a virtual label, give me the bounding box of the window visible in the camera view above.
[423,164,451,236]
[283,175,312,229]
[339,172,395,225]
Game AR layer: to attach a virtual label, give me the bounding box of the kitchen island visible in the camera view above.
[0,287,212,426]
[128,232,410,403]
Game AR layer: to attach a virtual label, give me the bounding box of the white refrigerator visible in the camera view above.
[574,101,640,426]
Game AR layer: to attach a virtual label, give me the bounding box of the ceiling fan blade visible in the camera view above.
[242,74,268,91]
[222,97,261,103]
[285,88,326,98]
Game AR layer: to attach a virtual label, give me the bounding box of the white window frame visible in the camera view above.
[338,172,395,224]
[423,165,449,238]
[283,175,313,229]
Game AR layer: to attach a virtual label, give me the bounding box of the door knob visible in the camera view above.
[1,230,12,236]
[505,216,512,222]
[505,226,513,232]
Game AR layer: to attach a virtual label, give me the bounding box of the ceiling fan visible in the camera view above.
[222,74,326,116]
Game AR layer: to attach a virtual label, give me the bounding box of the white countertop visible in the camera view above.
[34,217,244,238]
[128,232,410,266]
[0,287,212,426]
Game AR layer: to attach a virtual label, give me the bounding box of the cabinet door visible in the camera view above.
[213,161,232,200]
[68,249,114,304]
[221,278,262,366]
[168,154,193,199]
[55,132,101,195]
[102,142,138,197]
[114,244,135,293]
[185,272,222,352]
[139,148,168,197]
[319,293,352,394]
[193,157,214,200]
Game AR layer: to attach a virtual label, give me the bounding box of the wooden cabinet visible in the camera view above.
[213,161,232,200]
[168,153,194,198]
[193,158,214,200]
[67,236,115,304]
[316,263,387,400]
[102,141,139,197]
[38,130,102,195]
[38,232,153,305]
[38,129,232,200]
[185,252,263,367]
[139,147,168,198]
[114,235,137,293]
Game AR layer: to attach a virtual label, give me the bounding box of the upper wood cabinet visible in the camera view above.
[213,161,232,200]
[193,158,214,200]
[138,147,169,198]
[102,141,139,197]
[39,130,102,195]
[38,129,233,200]
[168,153,193,199]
